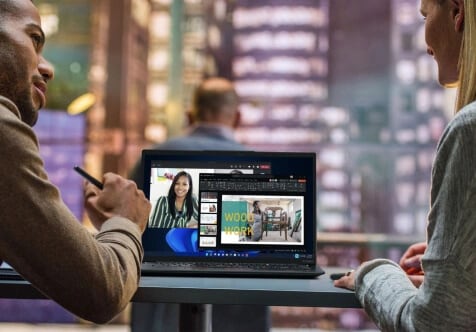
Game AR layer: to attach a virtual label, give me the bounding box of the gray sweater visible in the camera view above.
[354,102,476,331]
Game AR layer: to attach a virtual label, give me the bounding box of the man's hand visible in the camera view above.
[84,173,151,232]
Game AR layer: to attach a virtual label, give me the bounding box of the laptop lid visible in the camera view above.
[140,150,319,274]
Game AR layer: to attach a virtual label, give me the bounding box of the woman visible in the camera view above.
[250,201,262,241]
[149,171,198,228]
[335,0,476,330]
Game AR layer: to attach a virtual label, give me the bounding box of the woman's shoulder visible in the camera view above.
[453,100,476,126]
[437,101,476,149]
[157,196,169,204]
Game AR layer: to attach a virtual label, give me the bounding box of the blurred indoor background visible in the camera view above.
[0,0,453,330]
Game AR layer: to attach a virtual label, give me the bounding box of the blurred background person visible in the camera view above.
[130,77,270,332]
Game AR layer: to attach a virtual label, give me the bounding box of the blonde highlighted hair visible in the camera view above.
[456,0,476,112]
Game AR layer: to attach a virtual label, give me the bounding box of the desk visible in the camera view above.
[0,268,359,306]
[134,271,359,308]
[0,268,360,330]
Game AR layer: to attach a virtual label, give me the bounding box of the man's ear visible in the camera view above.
[186,110,195,126]
[232,109,241,129]
[452,0,464,32]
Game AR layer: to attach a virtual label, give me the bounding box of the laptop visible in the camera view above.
[140,150,325,278]
[0,262,23,280]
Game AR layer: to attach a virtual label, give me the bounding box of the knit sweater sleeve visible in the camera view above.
[354,103,476,331]
[0,97,143,324]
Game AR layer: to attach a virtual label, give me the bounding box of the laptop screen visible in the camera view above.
[141,150,316,265]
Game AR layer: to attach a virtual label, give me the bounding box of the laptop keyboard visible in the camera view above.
[143,261,314,272]
[0,268,23,280]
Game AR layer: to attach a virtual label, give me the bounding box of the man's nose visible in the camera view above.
[39,56,54,82]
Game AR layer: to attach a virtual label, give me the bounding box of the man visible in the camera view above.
[130,77,271,332]
[0,0,151,324]
[129,77,244,184]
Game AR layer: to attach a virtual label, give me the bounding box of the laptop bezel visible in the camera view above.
[140,150,318,267]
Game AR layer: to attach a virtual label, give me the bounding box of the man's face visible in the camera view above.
[0,0,54,126]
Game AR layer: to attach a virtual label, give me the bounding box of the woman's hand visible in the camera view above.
[333,269,355,290]
[186,219,198,228]
[399,242,426,287]
[399,242,426,271]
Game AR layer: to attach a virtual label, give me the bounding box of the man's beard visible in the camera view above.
[0,67,38,126]
[0,51,38,126]
[0,81,38,126]
[14,88,38,126]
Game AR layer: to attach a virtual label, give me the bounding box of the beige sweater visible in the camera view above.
[0,96,143,323]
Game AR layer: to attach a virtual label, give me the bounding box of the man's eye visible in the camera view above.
[31,34,43,48]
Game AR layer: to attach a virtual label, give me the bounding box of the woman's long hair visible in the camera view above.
[252,201,261,214]
[167,171,194,220]
[456,0,476,111]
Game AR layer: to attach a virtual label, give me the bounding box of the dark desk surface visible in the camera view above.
[0,268,360,308]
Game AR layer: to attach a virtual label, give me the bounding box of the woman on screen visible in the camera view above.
[149,171,198,228]
[250,200,263,241]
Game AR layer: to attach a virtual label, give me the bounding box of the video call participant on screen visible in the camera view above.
[249,200,263,241]
[130,77,270,332]
[149,170,199,228]
[335,0,476,330]
[0,0,151,324]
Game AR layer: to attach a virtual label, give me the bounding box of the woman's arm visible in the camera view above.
[335,106,476,331]
[150,196,169,228]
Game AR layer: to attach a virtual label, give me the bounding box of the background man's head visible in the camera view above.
[190,77,240,128]
[0,0,54,126]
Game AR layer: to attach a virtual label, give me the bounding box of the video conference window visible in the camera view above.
[148,168,205,229]
[148,165,256,229]
[197,174,307,250]
[147,161,307,255]
[220,195,304,245]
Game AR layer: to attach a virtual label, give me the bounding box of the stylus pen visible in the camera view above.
[73,166,103,190]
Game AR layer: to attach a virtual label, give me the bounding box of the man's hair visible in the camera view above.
[192,77,239,121]
[456,0,476,112]
[0,0,17,14]
[0,0,22,22]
